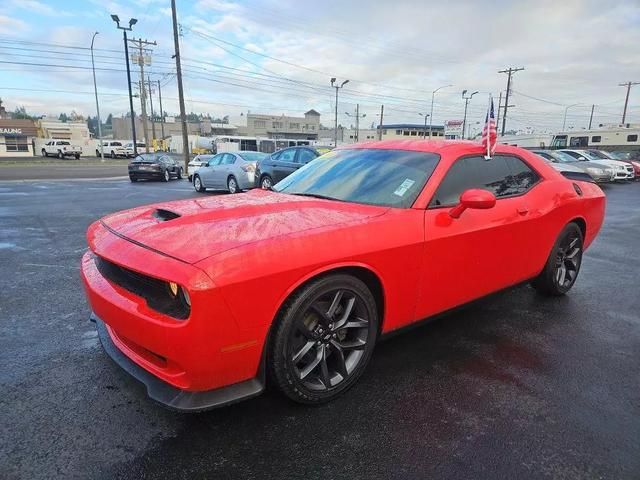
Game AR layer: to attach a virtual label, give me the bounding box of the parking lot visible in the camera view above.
[1,178,639,479]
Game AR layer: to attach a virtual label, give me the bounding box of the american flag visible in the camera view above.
[482,97,497,158]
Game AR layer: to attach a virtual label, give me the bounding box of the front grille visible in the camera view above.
[95,256,190,320]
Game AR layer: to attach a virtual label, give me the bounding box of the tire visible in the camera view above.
[42,149,47,157]
[95,150,100,157]
[75,154,80,160]
[268,274,379,405]
[162,169,170,182]
[57,150,63,159]
[111,151,116,159]
[177,168,183,180]
[260,175,273,190]
[193,175,206,192]
[227,176,239,194]
[129,176,137,182]
[531,222,584,296]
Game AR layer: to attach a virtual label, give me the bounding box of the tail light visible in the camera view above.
[241,164,256,172]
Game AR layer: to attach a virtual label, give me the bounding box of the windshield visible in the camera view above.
[273,148,440,208]
[587,150,610,159]
[237,151,267,162]
[111,142,122,147]
[551,151,580,163]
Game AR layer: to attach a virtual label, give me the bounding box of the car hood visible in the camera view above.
[551,163,584,173]
[100,189,388,264]
[585,159,628,169]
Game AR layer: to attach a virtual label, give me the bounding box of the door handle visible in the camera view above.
[517,206,529,215]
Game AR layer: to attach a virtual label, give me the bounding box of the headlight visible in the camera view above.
[168,282,191,308]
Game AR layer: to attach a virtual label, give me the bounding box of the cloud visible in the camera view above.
[7,0,74,17]
[0,15,28,34]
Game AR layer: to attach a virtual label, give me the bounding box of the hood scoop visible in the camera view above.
[152,208,181,222]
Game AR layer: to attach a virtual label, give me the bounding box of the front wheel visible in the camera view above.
[75,154,80,160]
[57,150,63,159]
[111,151,116,159]
[227,176,239,194]
[531,222,583,296]
[162,169,170,182]
[193,175,206,192]
[177,168,183,180]
[260,175,273,190]
[269,274,379,404]
[42,149,47,157]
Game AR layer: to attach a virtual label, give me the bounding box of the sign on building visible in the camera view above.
[444,120,464,138]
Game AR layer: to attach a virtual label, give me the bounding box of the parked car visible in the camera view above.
[587,150,640,178]
[124,142,152,158]
[82,141,606,411]
[96,141,127,158]
[255,146,323,189]
[531,149,614,183]
[560,149,634,181]
[607,150,640,161]
[193,151,267,193]
[41,140,82,159]
[128,153,183,182]
[187,154,215,182]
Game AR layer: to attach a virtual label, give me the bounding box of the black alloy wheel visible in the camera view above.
[163,169,170,182]
[270,274,378,404]
[532,222,583,296]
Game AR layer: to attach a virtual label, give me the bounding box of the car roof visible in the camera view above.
[338,139,531,158]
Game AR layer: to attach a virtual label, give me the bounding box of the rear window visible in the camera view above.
[237,151,267,162]
[132,154,159,163]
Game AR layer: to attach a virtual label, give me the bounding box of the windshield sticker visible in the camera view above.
[393,178,415,197]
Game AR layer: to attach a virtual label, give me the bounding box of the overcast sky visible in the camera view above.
[1,0,639,133]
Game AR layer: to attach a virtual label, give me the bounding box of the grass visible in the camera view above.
[0,158,130,167]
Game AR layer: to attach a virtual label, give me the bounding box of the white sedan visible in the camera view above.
[187,154,215,182]
[560,150,635,181]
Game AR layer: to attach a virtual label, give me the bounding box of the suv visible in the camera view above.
[41,140,82,159]
[96,141,127,158]
[255,146,322,189]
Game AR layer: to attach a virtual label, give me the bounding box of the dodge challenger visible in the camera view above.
[81,140,606,411]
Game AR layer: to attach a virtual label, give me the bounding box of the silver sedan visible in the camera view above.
[192,151,268,193]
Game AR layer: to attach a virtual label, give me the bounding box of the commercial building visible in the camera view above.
[0,119,38,157]
[377,124,445,140]
[237,110,321,140]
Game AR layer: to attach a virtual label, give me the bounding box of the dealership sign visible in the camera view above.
[0,128,23,135]
[444,120,463,137]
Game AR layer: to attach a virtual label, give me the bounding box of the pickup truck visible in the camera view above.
[124,142,153,158]
[41,140,82,159]
[96,140,127,158]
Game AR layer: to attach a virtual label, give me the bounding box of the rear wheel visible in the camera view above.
[531,222,583,296]
[129,176,137,182]
[177,168,183,180]
[75,153,80,160]
[163,169,170,182]
[57,150,63,159]
[260,175,273,190]
[269,274,378,404]
[228,176,239,193]
[193,175,206,192]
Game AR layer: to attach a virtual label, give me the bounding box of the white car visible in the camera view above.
[124,142,152,158]
[41,140,82,159]
[560,150,635,181]
[96,141,127,158]
[187,154,215,182]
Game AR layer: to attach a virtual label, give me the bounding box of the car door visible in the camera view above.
[272,148,298,182]
[216,153,237,186]
[296,148,319,167]
[416,154,543,320]
[199,154,223,186]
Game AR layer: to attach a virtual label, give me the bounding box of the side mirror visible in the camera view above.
[449,189,496,219]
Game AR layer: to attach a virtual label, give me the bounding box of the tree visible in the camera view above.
[58,113,69,122]
[105,113,113,126]
[13,106,35,120]
[87,116,100,136]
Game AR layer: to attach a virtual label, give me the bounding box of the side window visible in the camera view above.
[278,149,297,163]
[296,149,317,164]
[222,154,236,165]
[591,136,601,143]
[429,155,539,207]
[627,134,638,142]
[210,154,224,166]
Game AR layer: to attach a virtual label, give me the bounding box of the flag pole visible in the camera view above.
[485,94,492,160]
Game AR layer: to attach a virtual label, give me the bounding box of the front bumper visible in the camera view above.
[92,313,264,412]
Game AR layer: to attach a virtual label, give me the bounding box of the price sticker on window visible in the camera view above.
[393,178,415,197]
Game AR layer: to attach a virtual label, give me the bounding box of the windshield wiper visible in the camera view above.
[287,192,342,202]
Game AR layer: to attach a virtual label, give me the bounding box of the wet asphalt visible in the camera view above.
[0,179,639,479]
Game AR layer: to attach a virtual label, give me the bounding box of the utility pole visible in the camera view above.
[619,81,639,124]
[345,105,366,143]
[90,32,104,162]
[147,75,157,142]
[588,104,595,130]
[419,113,430,138]
[496,91,502,130]
[429,84,453,137]
[111,15,138,156]
[157,79,165,141]
[378,104,384,140]
[331,77,349,147]
[461,90,478,140]
[129,37,156,153]
[498,67,524,135]
[172,0,190,171]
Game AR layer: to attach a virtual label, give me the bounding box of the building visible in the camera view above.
[111,116,209,141]
[0,119,38,157]
[377,124,445,140]
[237,110,321,140]
[33,118,93,155]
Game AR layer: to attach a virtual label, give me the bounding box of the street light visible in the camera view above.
[90,32,104,162]
[418,113,430,138]
[562,103,582,131]
[331,77,349,146]
[461,90,478,140]
[429,84,453,138]
[112,14,138,156]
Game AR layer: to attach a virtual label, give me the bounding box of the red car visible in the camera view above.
[81,141,606,411]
